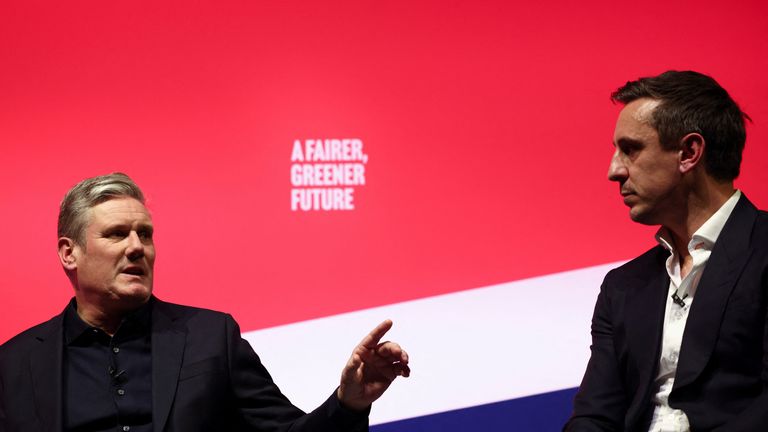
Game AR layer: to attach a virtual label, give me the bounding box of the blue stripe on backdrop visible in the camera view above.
[371,387,578,432]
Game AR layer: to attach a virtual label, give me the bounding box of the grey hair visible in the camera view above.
[58,172,145,245]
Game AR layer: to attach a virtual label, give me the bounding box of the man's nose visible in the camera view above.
[607,150,627,182]
[126,231,145,260]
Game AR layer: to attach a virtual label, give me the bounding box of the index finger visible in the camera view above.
[358,319,393,349]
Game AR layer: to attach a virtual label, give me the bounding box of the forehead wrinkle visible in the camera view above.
[88,199,153,229]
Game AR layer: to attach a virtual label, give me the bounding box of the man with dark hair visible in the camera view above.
[565,71,768,431]
[610,70,747,182]
[0,172,410,432]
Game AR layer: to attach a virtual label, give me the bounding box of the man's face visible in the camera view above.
[70,197,155,311]
[608,98,683,226]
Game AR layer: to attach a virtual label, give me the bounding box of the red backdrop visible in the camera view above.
[2,0,767,343]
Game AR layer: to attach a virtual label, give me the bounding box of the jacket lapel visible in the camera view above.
[28,313,65,432]
[623,248,669,424]
[674,195,757,389]
[151,299,187,432]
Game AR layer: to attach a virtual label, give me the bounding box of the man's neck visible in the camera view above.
[74,296,147,336]
[76,308,122,336]
[664,181,735,267]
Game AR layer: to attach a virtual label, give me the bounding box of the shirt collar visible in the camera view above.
[64,296,154,345]
[63,297,92,345]
[655,190,742,253]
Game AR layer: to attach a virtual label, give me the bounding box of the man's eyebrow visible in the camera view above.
[103,221,153,231]
[103,222,131,230]
[615,137,644,148]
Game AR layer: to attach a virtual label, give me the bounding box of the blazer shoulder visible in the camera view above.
[749,209,768,254]
[0,313,63,359]
[753,207,768,232]
[722,193,768,249]
[605,244,667,282]
[153,298,230,317]
[152,298,238,329]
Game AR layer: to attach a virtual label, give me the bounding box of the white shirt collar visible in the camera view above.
[655,190,741,254]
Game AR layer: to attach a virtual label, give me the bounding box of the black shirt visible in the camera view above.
[63,298,153,432]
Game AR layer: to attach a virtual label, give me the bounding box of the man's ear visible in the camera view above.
[58,237,78,271]
[679,132,705,174]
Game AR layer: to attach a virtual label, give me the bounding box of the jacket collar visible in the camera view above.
[673,194,758,389]
[151,298,187,432]
[622,246,670,428]
[27,296,188,432]
[28,310,65,431]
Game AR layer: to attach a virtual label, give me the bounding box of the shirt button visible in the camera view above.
[670,352,678,362]
[117,389,125,396]
[122,426,130,431]
[113,347,120,354]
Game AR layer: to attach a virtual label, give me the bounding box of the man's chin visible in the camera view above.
[628,206,657,225]
[114,284,153,304]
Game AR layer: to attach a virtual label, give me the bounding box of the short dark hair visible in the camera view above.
[58,172,146,245]
[611,70,750,181]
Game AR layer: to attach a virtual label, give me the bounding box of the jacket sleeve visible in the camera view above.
[564,277,628,432]
[225,314,369,432]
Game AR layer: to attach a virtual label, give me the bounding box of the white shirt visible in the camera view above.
[648,190,741,432]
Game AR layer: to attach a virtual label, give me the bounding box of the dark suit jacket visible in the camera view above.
[0,298,368,432]
[565,194,768,431]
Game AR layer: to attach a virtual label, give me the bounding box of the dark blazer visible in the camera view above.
[566,194,768,431]
[0,298,367,432]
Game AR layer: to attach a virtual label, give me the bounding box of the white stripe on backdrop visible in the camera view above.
[243,261,624,425]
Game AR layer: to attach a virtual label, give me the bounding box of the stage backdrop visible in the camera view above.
[2,1,767,430]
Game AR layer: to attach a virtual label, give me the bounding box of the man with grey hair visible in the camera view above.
[0,172,410,432]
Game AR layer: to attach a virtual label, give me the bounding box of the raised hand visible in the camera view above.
[337,319,410,411]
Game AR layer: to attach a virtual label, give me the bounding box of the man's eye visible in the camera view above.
[619,145,640,158]
[108,231,128,239]
[138,230,153,240]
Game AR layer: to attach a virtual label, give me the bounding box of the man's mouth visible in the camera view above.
[121,267,145,276]
[620,189,635,197]
[621,192,637,206]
